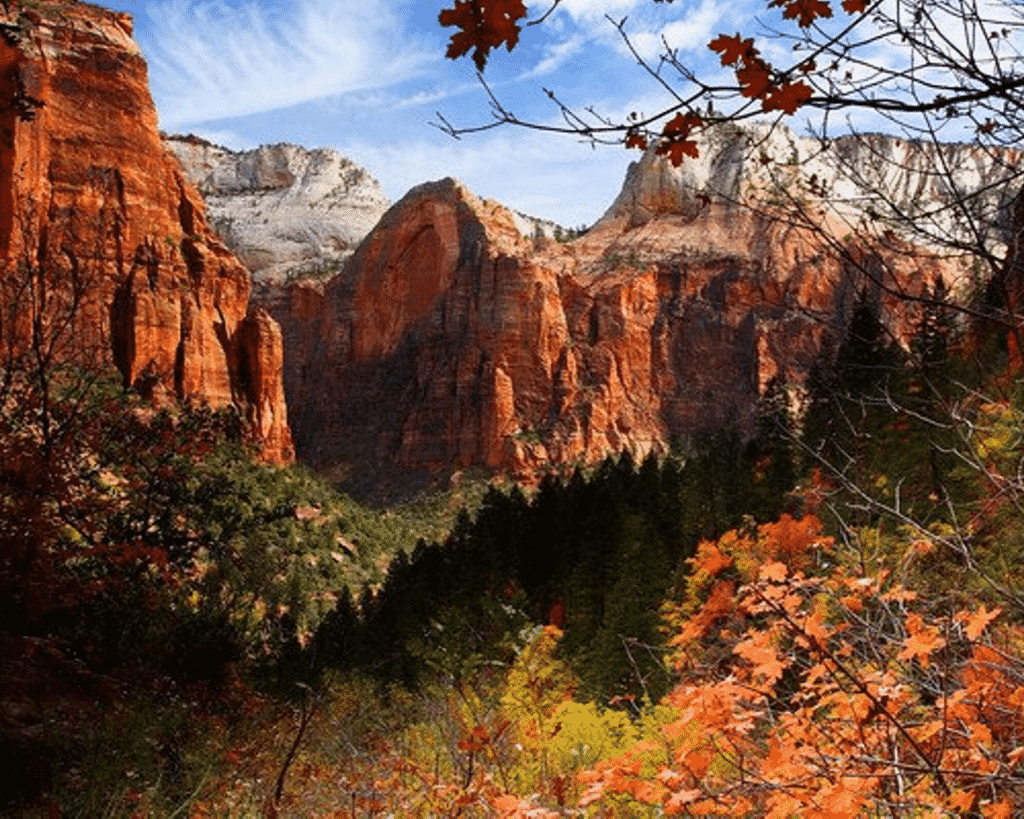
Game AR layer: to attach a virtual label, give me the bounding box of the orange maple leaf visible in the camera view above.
[691,540,733,577]
[679,580,735,641]
[947,790,977,812]
[984,799,1014,819]
[492,794,522,814]
[439,0,528,71]
[665,789,703,812]
[735,631,787,683]
[760,561,788,582]
[898,613,946,667]
[957,605,1002,640]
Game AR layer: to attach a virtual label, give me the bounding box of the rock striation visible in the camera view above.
[164,136,392,281]
[271,147,970,491]
[0,0,292,461]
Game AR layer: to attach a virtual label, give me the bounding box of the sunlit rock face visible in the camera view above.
[270,151,966,492]
[164,136,393,281]
[0,0,292,462]
[600,122,1021,250]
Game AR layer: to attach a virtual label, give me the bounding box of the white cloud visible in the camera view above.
[622,0,753,61]
[518,37,585,80]
[141,0,435,129]
[328,81,482,114]
[554,0,647,25]
[179,128,258,150]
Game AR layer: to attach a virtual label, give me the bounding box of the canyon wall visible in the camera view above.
[0,0,291,461]
[600,122,1020,249]
[272,160,963,493]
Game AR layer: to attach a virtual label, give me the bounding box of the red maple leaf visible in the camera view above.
[625,128,648,151]
[842,0,868,12]
[761,80,813,114]
[659,138,700,166]
[439,0,528,71]
[709,33,756,67]
[737,60,773,98]
[655,111,704,165]
[771,0,834,27]
[662,111,704,139]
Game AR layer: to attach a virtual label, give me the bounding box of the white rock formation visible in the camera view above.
[164,135,392,280]
[510,210,574,240]
[598,121,1021,254]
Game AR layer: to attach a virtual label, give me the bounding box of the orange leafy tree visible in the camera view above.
[568,514,1024,817]
[169,513,1024,817]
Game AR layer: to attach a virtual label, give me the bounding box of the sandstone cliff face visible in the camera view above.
[273,160,961,491]
[164,136,392,280]
[0,1,292,461]
[600,123,1020,251]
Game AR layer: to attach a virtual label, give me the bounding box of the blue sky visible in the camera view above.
[99,0,773,226]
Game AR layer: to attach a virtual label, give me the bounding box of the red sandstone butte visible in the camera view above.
[271,173,960,492]
[0,0,292,462]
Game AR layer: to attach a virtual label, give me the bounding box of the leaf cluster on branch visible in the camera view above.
[435,0,1024,173]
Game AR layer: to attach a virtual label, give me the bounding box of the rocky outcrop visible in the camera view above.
[600,122,1020,250]
[273,162,962,492]
[164,136,392,280]
[0,0,292,461]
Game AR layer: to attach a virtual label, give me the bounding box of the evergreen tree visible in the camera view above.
[802,292,907,484]
[746,377,799,522]
[573,516,673,706]
[912,277,953,377]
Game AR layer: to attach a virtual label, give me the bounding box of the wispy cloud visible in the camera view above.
[140,0,435,129]
[552,0,648,25]
[627,0,738,60]
[518,37,585,80]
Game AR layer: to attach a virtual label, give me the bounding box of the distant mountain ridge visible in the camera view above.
[600,122,1021,251]
[165,135,575,280]
[268,171,960,494]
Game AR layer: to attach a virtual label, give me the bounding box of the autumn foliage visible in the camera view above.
[439,0,528,71]
[571,515,1024,817]
[175,513,1024,818]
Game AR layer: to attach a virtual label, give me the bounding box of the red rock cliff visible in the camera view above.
[0,0,292,461]
[270,172,959,492]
